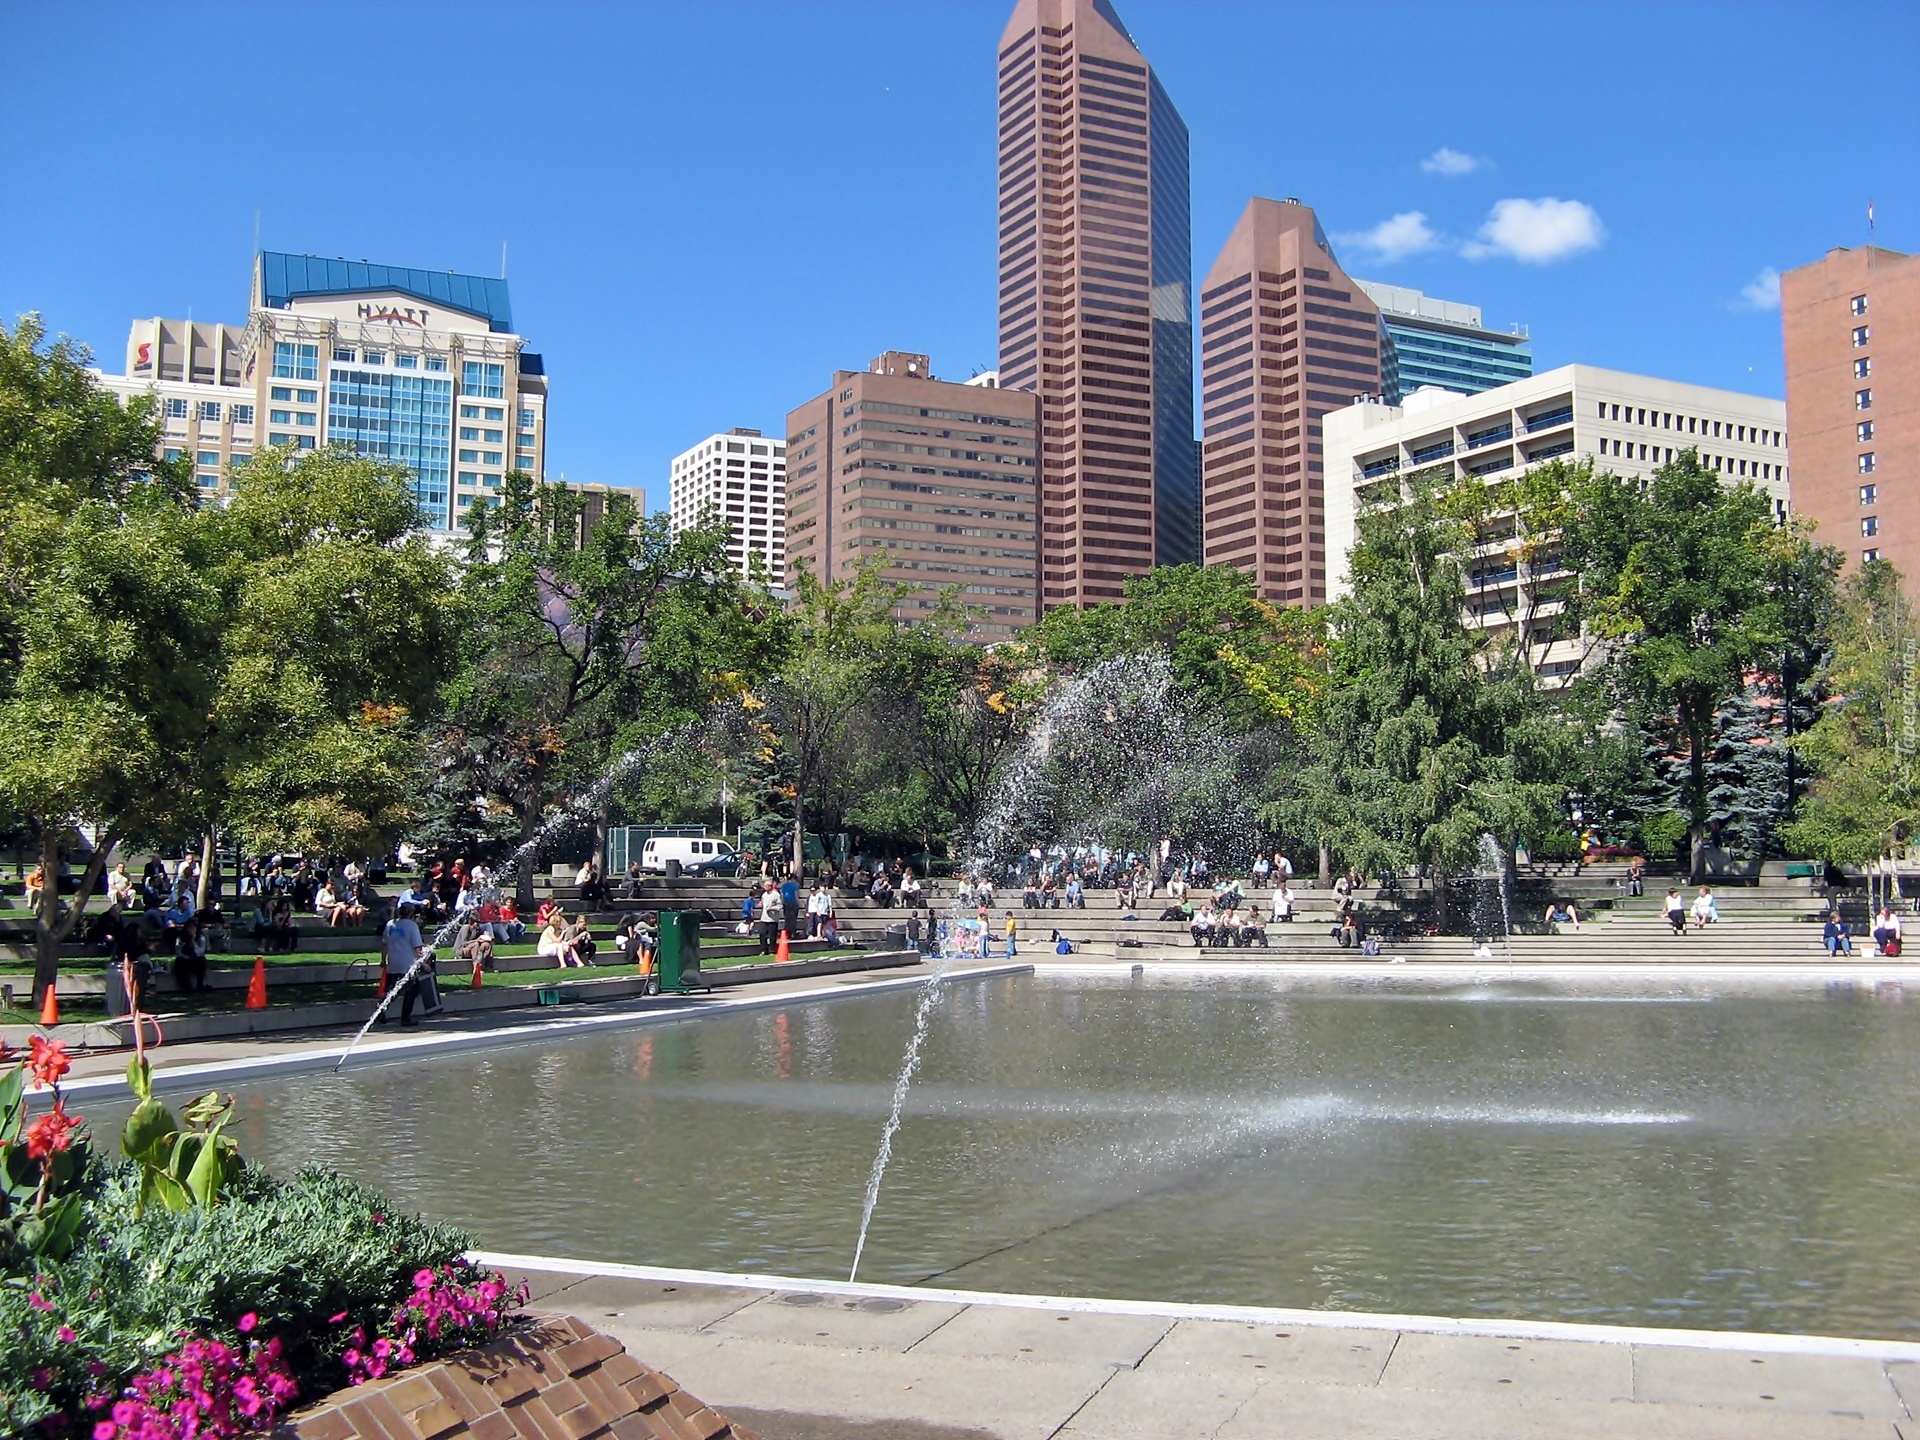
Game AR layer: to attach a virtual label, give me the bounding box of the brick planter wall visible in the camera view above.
[272,1313,758,1440]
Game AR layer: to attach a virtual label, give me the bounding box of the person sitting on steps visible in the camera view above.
[1543,898,1581,932]
[1824,910,1854,956]
[1663,888,1687,935]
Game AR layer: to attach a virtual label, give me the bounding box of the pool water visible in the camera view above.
[114,972,1920,1339]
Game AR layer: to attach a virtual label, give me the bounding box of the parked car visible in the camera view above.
[638,836,739,878]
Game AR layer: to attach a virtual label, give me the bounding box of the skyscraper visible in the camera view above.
[1197,198,1382,607]
[997,0,1195,608]
[1782,245,1918,589]
[1352,280,1533,404]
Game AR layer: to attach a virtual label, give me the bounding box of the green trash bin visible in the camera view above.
[656,911,703,993]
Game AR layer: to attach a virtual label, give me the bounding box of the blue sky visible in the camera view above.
[2,1,1913,515]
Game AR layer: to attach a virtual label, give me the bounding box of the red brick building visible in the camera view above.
[1782,245,1918,586]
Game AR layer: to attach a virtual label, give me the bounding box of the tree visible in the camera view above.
[1559,451,1779,880]
[754,562,906,874]
[436,478,767,901]
[1026,563,1323,728]
[1783,559,1920,870]
[1270,470,1566,928]
[0,316,211,1000]
[205,446,459,863]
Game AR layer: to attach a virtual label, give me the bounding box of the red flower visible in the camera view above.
[24,1103,79,1160]
[27,1036,72,1090]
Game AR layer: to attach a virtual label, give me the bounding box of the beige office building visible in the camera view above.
[785,352,1041,638]
[1324,365,1789,684]
[97,319,258,493]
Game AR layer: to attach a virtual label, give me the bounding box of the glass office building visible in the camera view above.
[247,252,546,529]
[1354,280,1533,404]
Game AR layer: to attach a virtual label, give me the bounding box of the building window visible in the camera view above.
[1859,421,1875,442]
[196,450,219,466]
[1855,358,1872,378]
[1857,389,1873,410]
[1853,326,1871,347]
[1861,484,1878,505]
[231,451,249,464]
[395,352,417,369]
[462,361,505,399]
[163,398,189,419]
[1852,294,1868,315]
[518,408,535,428]
[1864,548,1880,563]
[424,356,447,373]
[271,342,318,381]
[232,404,253,424]
[334,347,355,362]
[270,410,295,425]
[1863,516,1880,537]
[198,401,221,421]
[1859,452,1877,474]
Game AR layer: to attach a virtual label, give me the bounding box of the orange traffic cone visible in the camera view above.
[377,967,389,998]
[775,928,791,963]
[245,956,268,1009]
[39,984,59,1028]
[470,958,485,988]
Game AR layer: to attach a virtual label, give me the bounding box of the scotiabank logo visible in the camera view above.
[357,302,431,327]
[135,342,152,370]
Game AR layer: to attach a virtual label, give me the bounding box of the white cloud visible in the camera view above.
[1462,197,1605,263]
[1334,211,1442,264]
[1736,267,1781,311]
[1421,147,1483,177]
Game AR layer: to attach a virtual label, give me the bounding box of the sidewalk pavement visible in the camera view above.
[485,1259,1916,1440]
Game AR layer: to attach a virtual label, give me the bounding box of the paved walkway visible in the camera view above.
[481,1256,1917,1440]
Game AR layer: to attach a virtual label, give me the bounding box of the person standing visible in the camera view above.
[807,881,835,939]
[756,880,783,955]
[1003,910,1019,957]
[382,902,427,1027]
[780,873,801,936]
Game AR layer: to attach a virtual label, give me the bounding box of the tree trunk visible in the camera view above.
[1432,860,1449,933]
[792,792,806,882]
[30,822,115,1005]
[1317,841,1330,889]
[1687,715,1708,884]
[515,802,540,909]
[32,823,62,1005]
[194,829,216,910]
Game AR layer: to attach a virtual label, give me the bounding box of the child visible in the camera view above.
[1003,910,1019,957]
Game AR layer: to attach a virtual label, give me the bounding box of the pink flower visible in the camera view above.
[235,1313,256,1334]
[328,1312,347,1324]
[29,1291,54,1311]
[94,1423,116,1440]
[59,1325,78,1343]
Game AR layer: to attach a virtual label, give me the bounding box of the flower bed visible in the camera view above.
[0,1039,525,1438]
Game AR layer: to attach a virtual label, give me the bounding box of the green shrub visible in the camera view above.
[1,1161,483,1436]
[1639,811,1689,858]
[1527,831,1581,862]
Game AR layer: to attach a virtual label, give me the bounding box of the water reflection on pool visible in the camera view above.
[99,971,1920,1339]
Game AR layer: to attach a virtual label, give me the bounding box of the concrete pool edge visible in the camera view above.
[51,961,1036,1099]
[472,1249,1920,1363]
[1034,959,1920,981]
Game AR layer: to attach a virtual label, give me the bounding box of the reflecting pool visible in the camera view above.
[107,972,1920,1338]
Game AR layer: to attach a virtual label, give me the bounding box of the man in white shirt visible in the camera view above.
[382,903,426,1027]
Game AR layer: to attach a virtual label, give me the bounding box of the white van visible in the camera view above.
[638,836,738,878]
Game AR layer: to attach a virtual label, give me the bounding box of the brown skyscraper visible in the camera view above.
[784,353,1042,639]
[1198,199,1382,607]
[1782,245,1919,590]
[997,0,1196,608]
